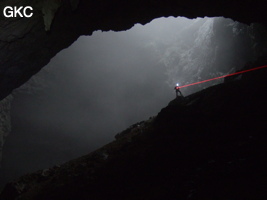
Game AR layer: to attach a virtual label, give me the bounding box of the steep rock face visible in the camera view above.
[0,61,266,199]
[0,0,266,101]
[151,17,267,94]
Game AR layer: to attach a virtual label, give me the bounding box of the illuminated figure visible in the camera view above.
[174,83,183,98]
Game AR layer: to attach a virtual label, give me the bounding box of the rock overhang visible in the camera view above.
[0,0,266,100]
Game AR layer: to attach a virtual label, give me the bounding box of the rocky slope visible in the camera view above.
[0,0,266,173]
[1,59,266,199]
[1,16,265,169]
[151,17,267,94]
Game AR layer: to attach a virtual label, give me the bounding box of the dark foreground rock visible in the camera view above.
[0,63,267,200]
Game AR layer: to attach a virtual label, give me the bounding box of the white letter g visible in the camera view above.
[3,6,13,18]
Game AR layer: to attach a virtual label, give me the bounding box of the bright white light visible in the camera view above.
[176,83,179,86]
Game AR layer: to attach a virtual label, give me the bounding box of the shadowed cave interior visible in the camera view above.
[0,14,267,199]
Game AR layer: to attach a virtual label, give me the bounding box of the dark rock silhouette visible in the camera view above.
[0,0,266,100]
[1,62,267,199]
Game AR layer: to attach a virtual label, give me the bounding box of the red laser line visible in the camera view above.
[178,65,267,89]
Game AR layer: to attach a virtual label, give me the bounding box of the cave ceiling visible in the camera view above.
[0,0,266,100]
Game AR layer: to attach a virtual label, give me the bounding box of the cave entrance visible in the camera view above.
[0,16,266,189]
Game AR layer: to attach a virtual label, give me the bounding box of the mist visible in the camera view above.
[0,16,266,188]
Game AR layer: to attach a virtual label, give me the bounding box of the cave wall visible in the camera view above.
[0,0,266,100]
